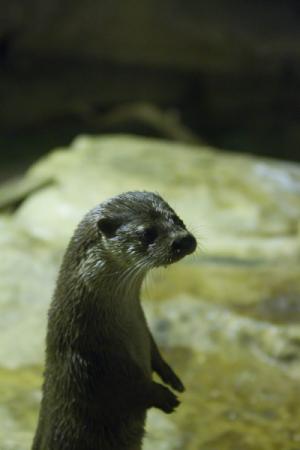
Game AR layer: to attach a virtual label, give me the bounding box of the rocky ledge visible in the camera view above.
[0,135,300,450]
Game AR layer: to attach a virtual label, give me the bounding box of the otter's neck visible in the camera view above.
[78,255,147,309]
[97,263,146,302]
[49,263,148,352]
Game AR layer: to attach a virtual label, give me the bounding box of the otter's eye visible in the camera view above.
[142,226,158,245]
[97,218,120,238]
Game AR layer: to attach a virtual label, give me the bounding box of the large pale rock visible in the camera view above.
[4,134,300,257]
[0,135,300,450]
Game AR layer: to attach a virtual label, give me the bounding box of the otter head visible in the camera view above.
[96,191,197,274]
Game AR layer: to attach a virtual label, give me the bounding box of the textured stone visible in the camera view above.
[0,135,300,449]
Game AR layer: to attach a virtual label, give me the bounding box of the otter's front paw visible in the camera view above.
[158,362,185,393]
[152,383,180,414]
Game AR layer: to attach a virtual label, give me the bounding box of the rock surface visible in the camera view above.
[0,135,300,449]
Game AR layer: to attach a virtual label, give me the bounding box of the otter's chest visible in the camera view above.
[114,302,152,377]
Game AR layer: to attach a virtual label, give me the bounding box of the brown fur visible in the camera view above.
[32,191,196,450]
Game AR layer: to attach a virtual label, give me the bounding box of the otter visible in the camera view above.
[32,191,197,450]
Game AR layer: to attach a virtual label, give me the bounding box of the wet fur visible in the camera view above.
[32,192,195,450]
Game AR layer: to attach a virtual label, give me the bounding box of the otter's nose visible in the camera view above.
[171,234,197,256]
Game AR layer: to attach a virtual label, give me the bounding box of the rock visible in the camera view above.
[6,135,300,257]
[1,135,300,449]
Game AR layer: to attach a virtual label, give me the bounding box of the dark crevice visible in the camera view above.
[0,31,17,66]
[0,178,55,213]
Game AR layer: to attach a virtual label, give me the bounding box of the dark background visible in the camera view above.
[1,0,300,180]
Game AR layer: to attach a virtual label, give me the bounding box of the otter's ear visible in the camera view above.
[97,218,120,238]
